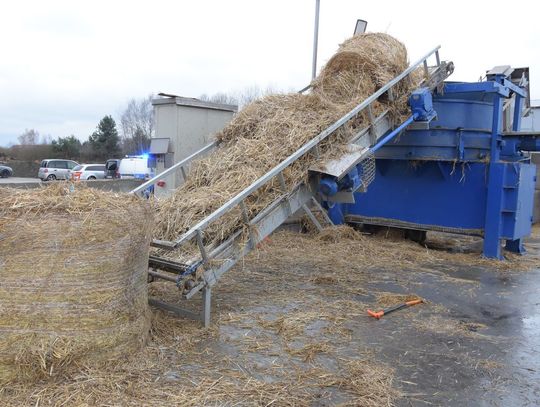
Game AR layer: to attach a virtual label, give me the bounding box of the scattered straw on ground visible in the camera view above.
[3,217,535,405]
[1,308,399,407]
[1,220,406,406]
[413,315,491,340]
[303,225,540,273]
[375,292,423,307]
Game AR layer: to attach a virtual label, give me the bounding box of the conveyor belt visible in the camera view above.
[132,48,453,326]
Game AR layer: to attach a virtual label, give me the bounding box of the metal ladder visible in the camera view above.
[131,46,453,327]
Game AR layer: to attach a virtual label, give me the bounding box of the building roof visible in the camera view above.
[149,138,170,154]
[152,94,238,112]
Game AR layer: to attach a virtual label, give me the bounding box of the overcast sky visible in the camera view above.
[1,0,538,146]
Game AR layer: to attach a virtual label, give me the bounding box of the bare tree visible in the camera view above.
[199,92,238,106]
[17,129,39,145]
[199,85,282,111]
[40,134,53,144]
[237,85,263,107]
[120,95,154,154]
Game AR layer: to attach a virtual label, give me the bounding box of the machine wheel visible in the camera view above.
[0,169,9,178]
[405,229,427,244]
[87,176,96,180]
[353,223,383,234]
[46,174,56,181]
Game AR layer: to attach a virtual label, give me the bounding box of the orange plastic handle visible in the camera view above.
[367,309,384,319]
[405,299,423,306]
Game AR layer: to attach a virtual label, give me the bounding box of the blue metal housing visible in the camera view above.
[409,88,436,121]
[321,67,537,259]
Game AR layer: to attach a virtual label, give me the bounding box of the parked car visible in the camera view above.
[38,159,78,181]
[105,158,121,179]
[118,156,153,179]
[70,164,106,181]
[0,164,13,178]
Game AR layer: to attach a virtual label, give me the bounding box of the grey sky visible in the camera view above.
[1,0,538,146]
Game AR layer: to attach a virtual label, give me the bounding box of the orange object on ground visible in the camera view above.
[367,299,423,319]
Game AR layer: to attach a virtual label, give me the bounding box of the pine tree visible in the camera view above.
[52,135,82,159]
[89,115,121,160]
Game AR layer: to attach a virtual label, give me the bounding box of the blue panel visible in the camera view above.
[501,163,536,239]
[319,78,536,260]
[377,129,492,162]
[443,81,510,97]
[431,99,494,129]
[344,160,488,231]
[483,161,505,258]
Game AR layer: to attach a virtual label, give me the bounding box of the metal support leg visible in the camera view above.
[239,201,256,247]
[311,197,333,226]
[148,298,200,321]
[196,229,209,263]
[483,163,504,259]
[201,286,211,328]
[367,105,377,145]
[180,166,188,181]
[302,204,323,231]
[505,239,526,254]
[483,95,505,259]
[277,171,292,215]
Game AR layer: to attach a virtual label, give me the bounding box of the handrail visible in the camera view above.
[130,141,217,196]
[153,46,442,249]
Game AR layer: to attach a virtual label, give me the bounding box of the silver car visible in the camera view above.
[38,159,78,181]
[0,165,13,178]
[70,164,106,181]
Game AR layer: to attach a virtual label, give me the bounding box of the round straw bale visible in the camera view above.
[0,184,153,383]
[313,33,408,105]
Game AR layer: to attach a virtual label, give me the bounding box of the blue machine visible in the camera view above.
[322,66,538,259]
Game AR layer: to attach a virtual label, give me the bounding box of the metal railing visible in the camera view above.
[130,141,217,197]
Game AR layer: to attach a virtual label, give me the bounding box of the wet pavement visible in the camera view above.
[214,230,540,406]
[144,228,540,406]
[366,265,540,406]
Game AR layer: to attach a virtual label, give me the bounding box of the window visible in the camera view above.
[67,161,78,169]
[72,165,83,171]
[49,161,65,169]
[40,161,48,168]
[106,161,118,170]
[87,165,105,171]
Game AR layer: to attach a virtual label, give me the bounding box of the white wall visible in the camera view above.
[522,107,540,132]
[153,99,235,197]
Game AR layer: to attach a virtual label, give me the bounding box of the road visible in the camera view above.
[0,177,41,184]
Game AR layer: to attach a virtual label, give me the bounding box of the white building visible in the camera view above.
[150,95,237,197]
[521,99,540,131]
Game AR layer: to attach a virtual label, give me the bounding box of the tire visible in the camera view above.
[0,170,9,178]
[87,176,96,180]
[405,229,427,244]
[46,174,57,181]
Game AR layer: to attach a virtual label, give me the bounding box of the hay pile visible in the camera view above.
[0,184,153,383]
[155,33,414,251]
[311,33,408,105]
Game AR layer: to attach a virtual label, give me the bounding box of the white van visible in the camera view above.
[118,156,154,180]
